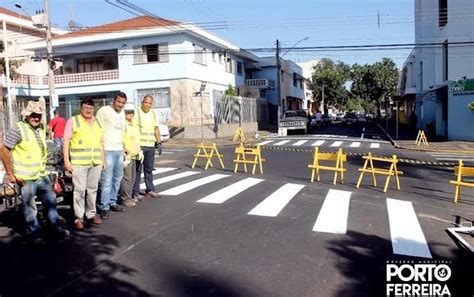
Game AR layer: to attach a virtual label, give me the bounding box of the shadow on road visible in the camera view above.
[328,230,474,297]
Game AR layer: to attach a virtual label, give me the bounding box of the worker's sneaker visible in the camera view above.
[74,220,84,231]
[110,204,125,212]
[89,215,103,225]
[145,191,161,199]
[122,199,136,208]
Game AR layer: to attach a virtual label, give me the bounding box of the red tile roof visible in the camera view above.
[0,7,32,21]
[55,15,181,40]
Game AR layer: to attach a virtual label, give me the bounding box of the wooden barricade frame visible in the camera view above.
[233,144,265,174]
[307,148,347,185]
[233,127,245,143]
[191,143,225,170]
[356,153,403,193]
[450,160,474,203]
[415,130,429,146]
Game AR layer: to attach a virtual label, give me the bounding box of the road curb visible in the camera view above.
[376,122,397,146]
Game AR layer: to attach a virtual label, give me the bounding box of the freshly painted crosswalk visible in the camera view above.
[429,153,474,163]
[138,169,434,258]
[386,198,432,258]
[257,139,385,149]
[313,189,352,234]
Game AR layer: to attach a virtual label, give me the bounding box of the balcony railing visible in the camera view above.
[245,79,275,89]
[12,69,119,86]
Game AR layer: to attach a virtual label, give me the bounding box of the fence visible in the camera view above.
[214,95,258,125]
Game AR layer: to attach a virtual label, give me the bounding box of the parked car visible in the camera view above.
[280,110,308,134]
[342,113,359,125]
[321,114,333,125]
[335,113,344,121]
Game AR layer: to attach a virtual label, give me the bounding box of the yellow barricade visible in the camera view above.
[308,148,347,185]
[191,143,225,170]
[233,127,245,142]
[415,130,429,146]
[233,144,265,174]
[356,153,403,193]
[450,160,474,203]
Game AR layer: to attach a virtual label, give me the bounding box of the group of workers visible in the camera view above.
[0,92,162,244]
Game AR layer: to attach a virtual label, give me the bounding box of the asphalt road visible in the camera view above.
[0,123,473,297]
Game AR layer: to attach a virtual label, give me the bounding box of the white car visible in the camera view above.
[158,124,170,142]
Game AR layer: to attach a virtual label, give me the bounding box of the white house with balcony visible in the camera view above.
[410,0,474,140]
[6,13,266,138]
[298,59,320,115]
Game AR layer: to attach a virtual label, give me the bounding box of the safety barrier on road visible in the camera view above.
[308,147,347,185]
[233,127,245,143]
[234,144,265,174]
[191,143,225,170]
[450,160,474,203]
[415,130,429,146]
[356,153,403,193]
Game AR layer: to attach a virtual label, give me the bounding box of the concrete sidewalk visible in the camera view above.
[395,140,474,153]
[164,130,273,148]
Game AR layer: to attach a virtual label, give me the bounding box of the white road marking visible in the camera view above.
[159,174,229,196]
[370,143,380,148]
[274,140,291,146]
[293,140,308,146]
[248,183,305,217]
[350,142,361,148]
[140,167,177,178]
[313,189,352,234]
[330,141,343,147]
[257,140,273,146]
[311,140,326,146]
[197,177,264,204]
[140,171,200,189]
[386,198,432,258]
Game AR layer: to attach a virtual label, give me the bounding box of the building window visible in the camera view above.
[236,61,243,76]
[136,87,171,108]
[293,73,298,87]
[133,43,169,64]
[442,40,448,81]
[212,51,217,62]
[225,57,233,73]
[439,0,447,27]
[299,79,303,89]
[76,57,104,73]
[193,44,206,65]
[419,61,423,90]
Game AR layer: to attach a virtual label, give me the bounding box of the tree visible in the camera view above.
[224,84,237,96]
[308,58,351,112]
[350,58,399,117]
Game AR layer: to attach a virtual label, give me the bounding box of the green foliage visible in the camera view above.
[224,84,237,96]
[308,58,351,111]
[344,98,363,112]
[0,58,23,79]
[350,58,399,117]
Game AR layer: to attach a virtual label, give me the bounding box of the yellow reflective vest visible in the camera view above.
[11,121,47,180]
[69,115,103,166]
[123,121,141,159]
[135,108,157,147]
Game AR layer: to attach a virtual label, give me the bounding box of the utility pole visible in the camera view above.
[321,83,325,113]
[276,39,282,128]
[44,0,56,120]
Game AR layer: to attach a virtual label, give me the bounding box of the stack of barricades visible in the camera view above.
[415,130,429,146]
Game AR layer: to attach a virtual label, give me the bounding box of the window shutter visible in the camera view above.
[133,45,143,64]
[159,42,169,62]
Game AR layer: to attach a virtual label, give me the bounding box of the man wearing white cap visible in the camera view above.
[0,100,70,244]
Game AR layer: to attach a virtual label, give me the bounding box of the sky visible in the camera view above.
[2,0,415,67]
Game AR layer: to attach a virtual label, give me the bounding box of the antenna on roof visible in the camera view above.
[67,4,82,31]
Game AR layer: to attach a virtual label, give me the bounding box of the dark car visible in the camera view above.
[321,114,333,125]
[342,113,359,125]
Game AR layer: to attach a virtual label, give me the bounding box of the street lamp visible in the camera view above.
[281,36,309,58]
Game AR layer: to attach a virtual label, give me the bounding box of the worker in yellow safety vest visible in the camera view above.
[0,100,70,244]
[132,95,161,199]
[63,99,105,231]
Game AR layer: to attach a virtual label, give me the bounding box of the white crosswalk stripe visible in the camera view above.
[311,140,326,146]
[274,140,291,146]
[258,140,273,146]
[370,143,380,148]
[159,174,229,196]
[350,142,361,148]
[248,183,305,217]
[430,153,474,162]
[197,177,264,204]
[386,198,432,258]
[141,167,177,178]
[292,140,308,146]
[140,171,200,189]
[330,141,343,147]
[313,189,352,234]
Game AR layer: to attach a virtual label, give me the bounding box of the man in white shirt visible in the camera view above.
[96,92,127,219]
